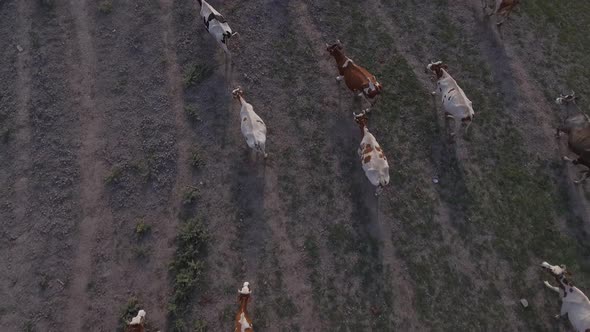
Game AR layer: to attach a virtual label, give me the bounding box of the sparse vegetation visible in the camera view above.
[135,219,151,238]
[133,244,150,259]
[105,165,125,185]
[183,63,214,87]
[184,105,201,122]
[182,186,199,205]
[98,0,112,14]
[194,319,208,332]
[168,218,209,326]
[190,149,204,168]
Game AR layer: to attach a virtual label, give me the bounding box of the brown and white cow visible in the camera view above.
[326,40,382,112]
[541,262,590,331]
[235,282,253,332]
[482,0,520,27]
[354,113,390,195]
[126,310,146,332]
[555,94,590,183]
[426,61,474,141]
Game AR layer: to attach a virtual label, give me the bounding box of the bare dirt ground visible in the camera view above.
[1,0,590,331]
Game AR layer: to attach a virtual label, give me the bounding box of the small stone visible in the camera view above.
[16,45,23,52]
[520,299,528,308]
[432,177,439,184]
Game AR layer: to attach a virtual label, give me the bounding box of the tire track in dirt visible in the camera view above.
[64,0,115,330]
[216,1,319,329]
[153,0,193,327]
[13,0,33,226]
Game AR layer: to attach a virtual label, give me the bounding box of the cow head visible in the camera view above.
[354,112,369,136]
[426,61,448,79]
[126,310,146,332]
[556,91,578,105]
[541,261,573,292]
[326,40,344,56]
[238,281,251,295]
[232,87,244,100]
[236,282,253,331]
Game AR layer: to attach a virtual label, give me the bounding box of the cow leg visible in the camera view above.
[445,114,456,143]
[544,281,560,293]
[563,156,575,163]
[574,171,589,184]
[336,75,344,81]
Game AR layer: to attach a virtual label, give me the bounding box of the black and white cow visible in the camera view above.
[197,0,237,54]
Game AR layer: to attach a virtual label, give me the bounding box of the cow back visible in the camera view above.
[569,126,590,159]
[344,64,377,92]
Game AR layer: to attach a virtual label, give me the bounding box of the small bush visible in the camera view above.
[105,165,125,185]
[135,220,151,238]
[182,187,199,205]
[194,319,208,332]
[190,149,204,168]
[183,64,214,87]
[98,0,112,14]
[184,105,201,122]
[133,245,150,259]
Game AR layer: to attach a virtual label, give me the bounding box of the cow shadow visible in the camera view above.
[429,94,471,233]
[229,148,269,273]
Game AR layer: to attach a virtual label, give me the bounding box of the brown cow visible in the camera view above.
[235,282,253,332]
[555,95,590,183]
[326,40,382,112]
[126,310,146,332]
[483,0,520,27]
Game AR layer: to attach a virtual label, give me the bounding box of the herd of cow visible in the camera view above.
[121,0,590,331]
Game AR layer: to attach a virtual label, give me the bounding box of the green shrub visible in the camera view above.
[183,64,214,87]
[168,219,209,323]
[98,0,112,14]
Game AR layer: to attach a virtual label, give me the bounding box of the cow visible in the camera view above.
[541,261,590,331]
[555,113,590,183]
[482,0,520,27]
[354,112,390,195]
[235,282,254,332]
[426,61,474,142]
[126,310,146,332]
[326,40,382,113]
[232,88,268,158]
[197,0,237,54]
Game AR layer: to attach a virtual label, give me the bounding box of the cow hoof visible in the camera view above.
[431,91,437,96]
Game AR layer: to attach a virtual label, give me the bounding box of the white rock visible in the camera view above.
[520,299,528,308]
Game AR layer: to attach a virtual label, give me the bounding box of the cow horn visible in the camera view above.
[337,39,343,46]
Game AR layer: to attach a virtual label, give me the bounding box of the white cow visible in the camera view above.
[354,113,390,195]
[197,0,236,54]
[232,88,268,158]
[541,261,590,331]
[426,61,475,141]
